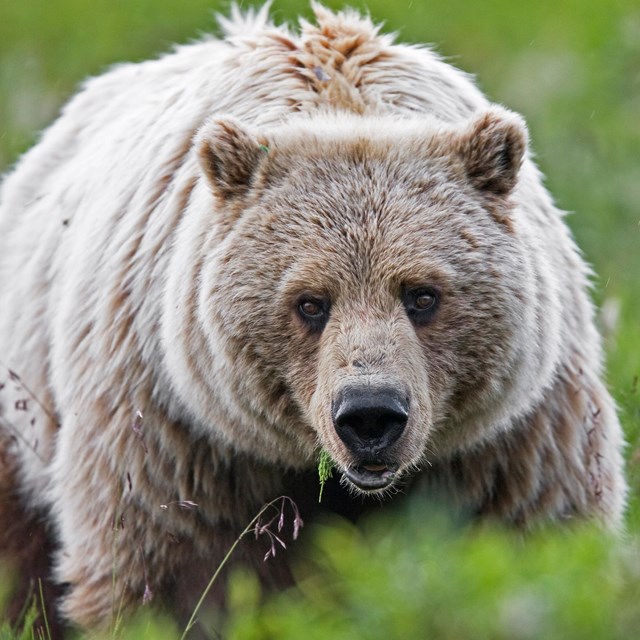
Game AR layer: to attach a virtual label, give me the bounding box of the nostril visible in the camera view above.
[333,387,409,450]
[335,406,406,440]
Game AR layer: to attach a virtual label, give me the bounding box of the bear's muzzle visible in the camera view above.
[332,385,409,490]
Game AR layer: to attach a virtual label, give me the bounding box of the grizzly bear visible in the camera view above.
[0,2,626,635]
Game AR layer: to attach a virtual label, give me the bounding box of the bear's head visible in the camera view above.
[183,108,560,495]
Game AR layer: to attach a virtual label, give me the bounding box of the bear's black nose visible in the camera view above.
[332,386,409,454]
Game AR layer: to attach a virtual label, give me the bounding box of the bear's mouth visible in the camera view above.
[343,463,397,491]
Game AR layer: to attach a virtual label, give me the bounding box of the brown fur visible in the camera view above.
[0,431,66,638]
[421,357,621,525]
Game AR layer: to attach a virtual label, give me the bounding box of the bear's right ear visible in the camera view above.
[195,117,268,201]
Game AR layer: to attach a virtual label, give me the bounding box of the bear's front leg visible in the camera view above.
[48,399,292,629]
[48,403,159,628]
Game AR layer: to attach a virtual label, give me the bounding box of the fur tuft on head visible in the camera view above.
[457,107,528,195]
[216,1,274,39]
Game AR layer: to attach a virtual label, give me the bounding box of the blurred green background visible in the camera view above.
[1,0,639,638]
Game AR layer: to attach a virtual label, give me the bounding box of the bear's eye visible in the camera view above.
[415,292,436,310]
[297,296,330,332]
[403,287,440,325]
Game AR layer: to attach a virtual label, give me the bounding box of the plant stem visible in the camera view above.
[38,579,52,640]
[179,498,288,640]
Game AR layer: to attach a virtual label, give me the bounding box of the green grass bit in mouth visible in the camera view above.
[317,449,335,503]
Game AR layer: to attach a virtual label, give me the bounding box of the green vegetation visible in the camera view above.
[317,449,335,503]
[225,512,640,639]
[1,0,638,637]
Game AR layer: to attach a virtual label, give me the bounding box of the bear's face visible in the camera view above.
[195,110,537,493]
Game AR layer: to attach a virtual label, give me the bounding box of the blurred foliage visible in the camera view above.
[0,0,639,637]
[225,508,640,639]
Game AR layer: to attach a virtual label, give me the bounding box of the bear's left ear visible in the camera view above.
[456,108,528,196]
[195,116,268,201]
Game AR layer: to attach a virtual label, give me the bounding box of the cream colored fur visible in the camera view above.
[0,2,626,631]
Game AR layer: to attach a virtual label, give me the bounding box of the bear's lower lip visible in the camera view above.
[344,464,397,491]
